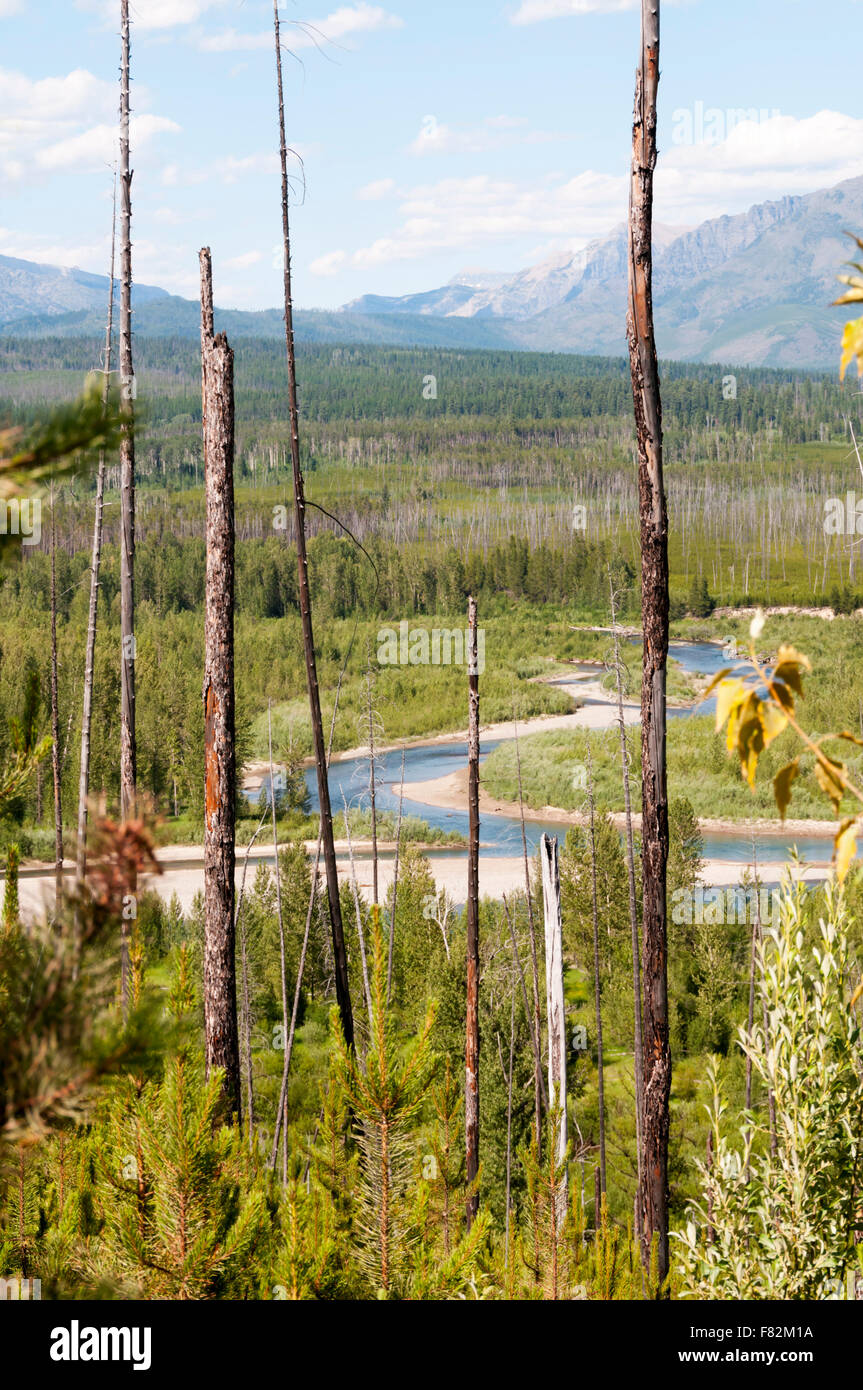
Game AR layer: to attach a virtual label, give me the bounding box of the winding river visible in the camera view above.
[255,641,834,872]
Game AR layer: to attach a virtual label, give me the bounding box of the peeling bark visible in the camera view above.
[201,248,240,1123]
[627,0,670,1284]
[465,595,480,1229]
[540,833,567,1228]
[271,0,353,1050]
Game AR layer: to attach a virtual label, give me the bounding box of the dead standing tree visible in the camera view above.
[271,0,353,1049]
[627,0,671,1283]
[119,0,137,1010]
[465,595,480,1229]
[76,176,117,891]
[608,574,644,1229]
[200,249,241,1123]
[540,832,567,1228]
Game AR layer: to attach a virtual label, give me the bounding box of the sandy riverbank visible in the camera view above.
[399,762,840,841]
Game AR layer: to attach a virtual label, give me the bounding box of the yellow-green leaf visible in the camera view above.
[840,315,863,380]
[715,677,746,735]
[761,701,788,747]
[815,755,847,814]
[833,817,860,884]
[773,759,800,820]
[701,666,733,700]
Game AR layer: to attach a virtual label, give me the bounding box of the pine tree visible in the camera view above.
[88,945,267,1298]
[328,910,437,1297]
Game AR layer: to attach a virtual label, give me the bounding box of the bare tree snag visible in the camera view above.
[387,746,405,1004]
[627,0,670,1283]
[586,740,607,1198]
[77,176,117,891]
[49,483,63,905]
[271,0,353,1050]
[118,0,136,1012]
[540,832,567,1227]
[200,248,241,1124]
[465,594,480,1229]
[609,575,644,1227]
[513,700,544,1157]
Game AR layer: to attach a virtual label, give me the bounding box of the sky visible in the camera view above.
[1,0,863,311]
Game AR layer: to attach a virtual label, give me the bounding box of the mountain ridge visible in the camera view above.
[0,176,859,368]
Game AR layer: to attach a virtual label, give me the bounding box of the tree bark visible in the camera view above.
[49,484,63,906]
[465,594,480,1229]
[540,832,567,1228]
[586,740,607,1198]
[610,577,644,1229]
[267,702,290,1178]
[76,176,117,891]
[627,0,670,1284]
[119,0,136,1012]
[365,652,379,905]
[200,248,240,1124]
[513,700,544,1157]
[386,747,405,1004]
[271,0,352,1050]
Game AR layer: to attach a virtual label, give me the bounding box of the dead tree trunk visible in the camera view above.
[365,651,379,905]
[271,0,352,1050]
[49,484,63,904]
[465,594,480,1229]
[76,176,117,890]
[627,0,670,1284]
[540,832,567,1227]
[200,248,240,1124]
[586,740,607,1198]
[119,0,136,1011]
[387,748,405,1004]
[268,702,289,1178]
[513,699,544,1157]
[609,576,644,1227]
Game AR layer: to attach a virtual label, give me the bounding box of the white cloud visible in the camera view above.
[0,66,176,191]
[34,115,179,175]
[224,250,263,270]
[0,66,115,124]
[658,109,863,223]
[351,170,626,267]
[200,3,403,54]
[357,177,395,200]
[0,1,23,15]
[310,249,347,276]
[343,110,863,270]
[511,0,636,22]
[162,151,282,187]
[78,0,228,30]
[409,113,564,156]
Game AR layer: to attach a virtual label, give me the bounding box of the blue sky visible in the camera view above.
[1,0,862,310]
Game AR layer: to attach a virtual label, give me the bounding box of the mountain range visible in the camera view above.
[2,175,860,368]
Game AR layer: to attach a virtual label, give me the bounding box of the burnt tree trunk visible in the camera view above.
[465,594,480,1229]
[49,484,63,905]
[627,0,670,1284]
[540,832,567,1228]
[271,0,353,1049]
[76,177,117,890]
[513,702,544,1158]
[200,248,240,1124]
[610,577,644,1228]
[586,740,607,1198]
[119,0,137,1011]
